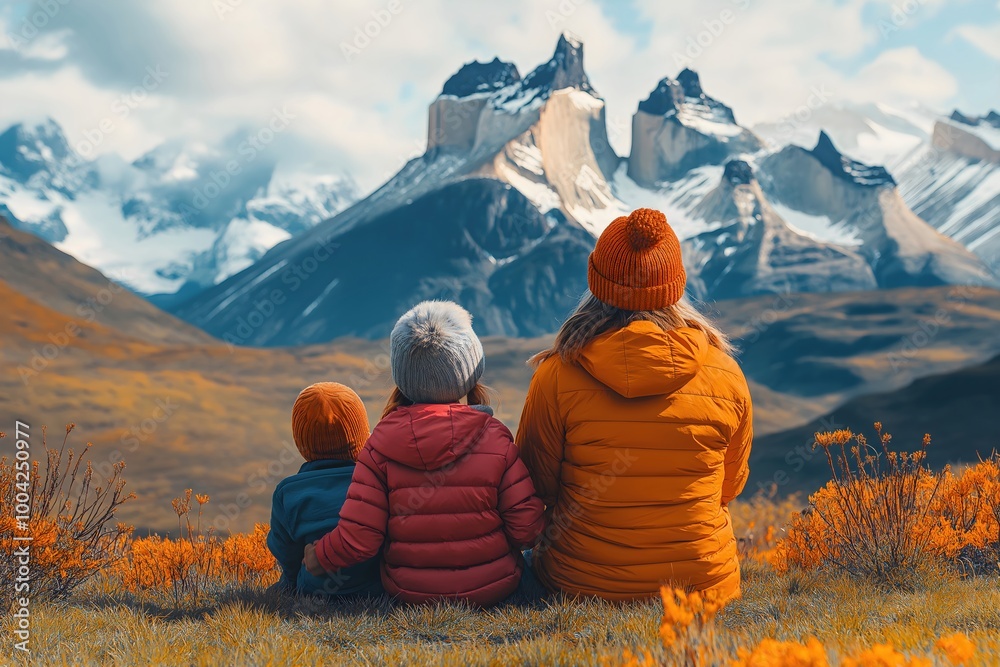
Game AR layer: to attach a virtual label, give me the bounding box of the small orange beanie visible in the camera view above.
[291,382,370,462]
[587,208,686,310]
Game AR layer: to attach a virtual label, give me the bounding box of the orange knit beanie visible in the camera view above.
[291,382,370,462]
[587,208,686,310]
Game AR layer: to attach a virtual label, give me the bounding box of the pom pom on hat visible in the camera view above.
[390,301,485,404]
[587,208,686,310]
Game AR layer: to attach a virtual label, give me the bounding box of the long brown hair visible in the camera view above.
[381,382,497,419]
[531,292,735,367]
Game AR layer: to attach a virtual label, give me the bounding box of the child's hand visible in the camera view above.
[303,542,326,577]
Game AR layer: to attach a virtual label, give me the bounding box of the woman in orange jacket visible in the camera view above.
[516,207,753,602]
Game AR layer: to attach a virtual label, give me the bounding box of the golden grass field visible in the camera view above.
[6,275,1000,534]
[2,422,997,666]
[4,220,1000,665]
[3,486,998,667]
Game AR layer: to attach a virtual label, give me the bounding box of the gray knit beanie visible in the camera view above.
[390,301,485,404]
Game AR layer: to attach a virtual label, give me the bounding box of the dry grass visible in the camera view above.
[8,281,1000,533]
[5,542,998,665]
[3,488,998,666]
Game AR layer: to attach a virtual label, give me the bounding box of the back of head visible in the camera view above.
[535,208,733,365]
[291,382,371,462]
[390,301,486,405]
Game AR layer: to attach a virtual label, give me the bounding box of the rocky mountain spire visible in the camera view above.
[811,131,895,187]
[723,159,754,187]
[441,57,521,97]
[676,69,704,99]
[518,32,595,96]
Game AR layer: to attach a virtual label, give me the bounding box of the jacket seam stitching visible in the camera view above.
[407,414,429,470]
[620,331,631,396]
[555,389,742,404]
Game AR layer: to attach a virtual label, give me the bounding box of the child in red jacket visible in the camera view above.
[304,301,544,605]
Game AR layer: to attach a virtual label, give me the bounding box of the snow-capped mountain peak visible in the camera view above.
[811,131,895,187]
[522,32,593,94]
[721,157,754,187]
[440,57,521,98]
[0,118,359,295]
[0,117,74,182]
[628,69,762,185]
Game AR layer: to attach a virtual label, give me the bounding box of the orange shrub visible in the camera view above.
[926,456,1000,571]
[935,633,976,665]
[0,426,133,602]
[841,643,931,667]
[775,427,1000,580]
[729,484,802,564]
[731,637,829,667]
[114,490,278,606]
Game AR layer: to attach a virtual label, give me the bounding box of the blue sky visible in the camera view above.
[0,0,996,191]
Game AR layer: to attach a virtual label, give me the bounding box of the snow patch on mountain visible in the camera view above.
[770,202,861,247]
[752,102,936,168]
[675,103,746,139]
[612,163,722,239]
[0,118,359,295]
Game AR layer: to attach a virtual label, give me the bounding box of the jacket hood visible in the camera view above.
[577,321,709,398]
[370,403,494,471]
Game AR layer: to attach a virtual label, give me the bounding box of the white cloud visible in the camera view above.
[0,0,979,192]
[848,47,958,106]
[951,22,1000,60]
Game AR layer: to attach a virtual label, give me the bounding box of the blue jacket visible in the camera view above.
[267,459,382,596]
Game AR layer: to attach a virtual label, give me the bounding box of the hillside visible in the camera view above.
[0,217,213,346]
[712,285,1000,400]
[6,256,1000,532]
[753,354,1000,493]
[0,276,547,533]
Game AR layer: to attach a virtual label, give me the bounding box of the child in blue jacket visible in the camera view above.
[267,382,382,597]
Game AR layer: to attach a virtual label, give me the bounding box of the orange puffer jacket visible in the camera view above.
[516,321,753,602]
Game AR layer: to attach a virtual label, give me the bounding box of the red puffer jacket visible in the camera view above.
[314,403,544,605]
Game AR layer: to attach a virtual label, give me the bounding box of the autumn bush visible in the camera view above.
[729,483,802,563]
[4,419,996,665]
[773,425,1000,584]
[112,489,278,606]
[0,425,134,604]
[927,456,1000,574]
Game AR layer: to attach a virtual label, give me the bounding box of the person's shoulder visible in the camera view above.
[276,464,355,497]
[701,347,751,401]
[483,413,514,442]
[530,353,566,390]
[271,472,298,508]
